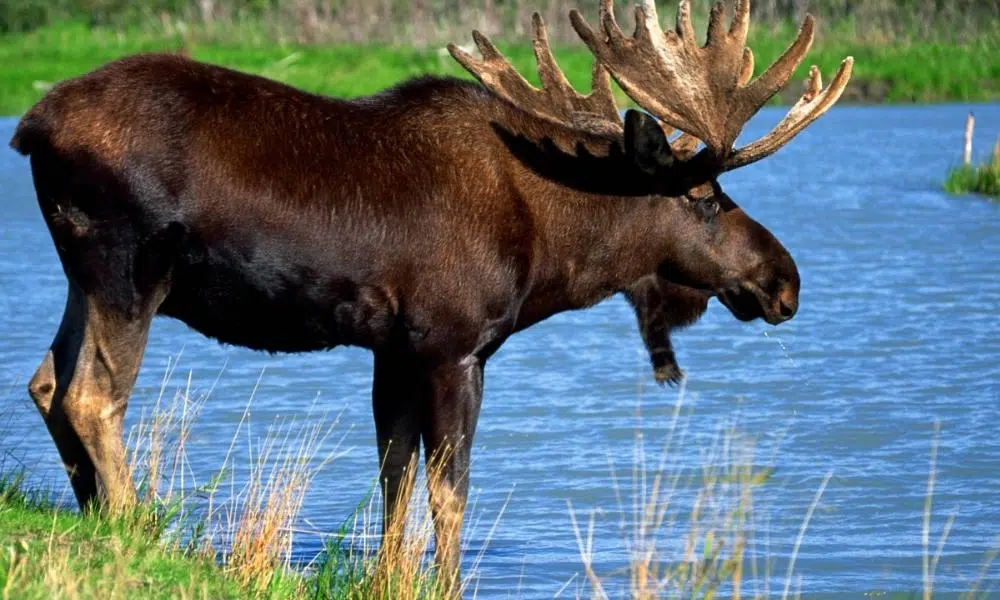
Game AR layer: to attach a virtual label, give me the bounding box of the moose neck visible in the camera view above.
[495,117,691,328]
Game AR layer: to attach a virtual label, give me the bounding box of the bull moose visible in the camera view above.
[10,0,852,588]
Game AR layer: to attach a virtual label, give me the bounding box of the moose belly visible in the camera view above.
[157,240,395,354]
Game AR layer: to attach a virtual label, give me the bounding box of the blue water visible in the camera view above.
[2,104,999,597]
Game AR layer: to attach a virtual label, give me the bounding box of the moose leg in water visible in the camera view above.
[420,356,484,595]
[625,275,710,386]
[371,350,423,559]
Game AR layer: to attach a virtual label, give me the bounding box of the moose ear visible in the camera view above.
[624,109,674,174]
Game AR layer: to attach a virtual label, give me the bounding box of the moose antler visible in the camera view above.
[448,13,622,136]
[570,0,853,171]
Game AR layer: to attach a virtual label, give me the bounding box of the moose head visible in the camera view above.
[451,0,852,375]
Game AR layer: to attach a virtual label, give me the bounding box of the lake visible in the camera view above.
[1,104,999,597]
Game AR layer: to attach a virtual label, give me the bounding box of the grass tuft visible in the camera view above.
[566,395,791,598]
[945,155,1000,198]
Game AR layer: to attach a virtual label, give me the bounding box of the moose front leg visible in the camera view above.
[421,356,484,596]
[371,351,423,558]
[625,276,710,387]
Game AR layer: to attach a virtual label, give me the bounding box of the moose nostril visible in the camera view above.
[774,284,798,321]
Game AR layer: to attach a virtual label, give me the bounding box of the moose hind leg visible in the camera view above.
[29,282,153,512]
[29,324,97,508]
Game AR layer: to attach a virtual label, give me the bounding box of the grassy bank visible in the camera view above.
[0,477,251,599]
[0,19,998,116]
[0,367,453,600]
[0,473,453,600]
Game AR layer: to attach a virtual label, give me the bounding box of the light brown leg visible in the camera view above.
[28,282,152,512]
[29,285,98,507]
[421,357,484,598]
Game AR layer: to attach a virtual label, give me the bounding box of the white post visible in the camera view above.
[964,112,974,165]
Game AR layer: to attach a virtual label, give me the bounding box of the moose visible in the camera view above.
[10,0,851,588]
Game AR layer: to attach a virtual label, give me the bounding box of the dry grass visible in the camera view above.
[224,413,336,589]
[565,388,827,599]
[564,389,1000,599]
[313,443,508,600]
[122,358,497,599]
[6,361,1000,598]
[127,360,349,594]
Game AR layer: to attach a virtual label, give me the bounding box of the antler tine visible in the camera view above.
[675,0,696,43]
[741,15,815,118]
[724,57,854,171]
[448,31,533,101]
[532,13,570,94]
[598,0,626,44]
[532,13,620,123]
[730,0,750,44]
[705,1,728,47]
[448,13,621,135]
[739,48,755,86]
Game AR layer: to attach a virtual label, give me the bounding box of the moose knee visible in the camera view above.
[28,352,57,418]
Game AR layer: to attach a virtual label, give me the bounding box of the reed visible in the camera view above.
[565,392,803,598]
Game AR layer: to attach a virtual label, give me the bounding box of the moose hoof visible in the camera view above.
[653,364,685,387]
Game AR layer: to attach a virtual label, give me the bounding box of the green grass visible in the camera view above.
[0,470,452,600]
[0,473,255,599]
[945,157,1000,197]
[0,20,998,116]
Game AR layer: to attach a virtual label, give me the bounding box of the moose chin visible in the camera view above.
[10,0,850,591]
